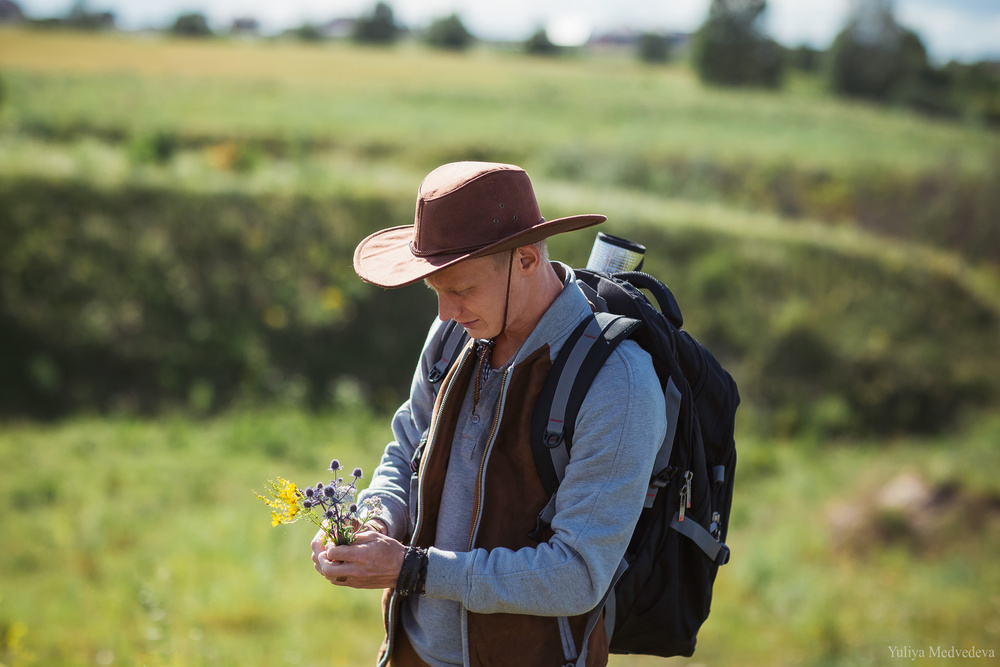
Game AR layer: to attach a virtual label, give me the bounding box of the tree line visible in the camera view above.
[7,0,1000,125]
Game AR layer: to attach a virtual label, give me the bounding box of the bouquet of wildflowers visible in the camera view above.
[255,459,383,546]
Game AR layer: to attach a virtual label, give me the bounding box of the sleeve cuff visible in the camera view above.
[424,547,471,602]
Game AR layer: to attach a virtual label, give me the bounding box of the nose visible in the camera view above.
[437,293,460,323]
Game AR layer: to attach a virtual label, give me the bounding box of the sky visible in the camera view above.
[13,0,1000,63]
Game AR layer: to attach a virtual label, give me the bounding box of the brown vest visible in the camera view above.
[381,342,609,667]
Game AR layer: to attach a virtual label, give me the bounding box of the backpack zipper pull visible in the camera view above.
[710,511,721,539]
[678,470,693,522]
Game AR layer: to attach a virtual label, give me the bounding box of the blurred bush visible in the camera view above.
[692,0,784,88]
[825,0,1000,123]
[170,13,213,39]
[636,32,672,64]
[128,130,179,165]
[785,44,823,73]
[829,20,928,102]
[539,148,1000,264]
[290,22,326,43]
[0,179,434,418]
[424,14,475,52]
[352,2,400,45]
[942,61,1000,128]
[524,29,560,57]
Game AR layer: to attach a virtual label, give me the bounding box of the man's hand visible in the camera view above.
[312,528,407,590]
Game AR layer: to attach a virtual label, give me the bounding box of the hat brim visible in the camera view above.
[353,213,606,288]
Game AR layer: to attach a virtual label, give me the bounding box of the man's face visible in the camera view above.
[424,254,509,340]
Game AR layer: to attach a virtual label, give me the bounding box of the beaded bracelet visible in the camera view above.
[396,546,428,597]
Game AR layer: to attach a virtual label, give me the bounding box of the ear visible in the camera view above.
[514,244,541,276]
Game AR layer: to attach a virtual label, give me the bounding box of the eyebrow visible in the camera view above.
[425,279,472,296]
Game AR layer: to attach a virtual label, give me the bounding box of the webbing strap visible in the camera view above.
[670,511,730,565]
[575,279,608,312]
[574,557,629,667]
[528,313,642,540]
[428,320,469,383]
[644,376,682,508]
[546,314,643,486]
[558,615,577,662]
[544,316,605,463]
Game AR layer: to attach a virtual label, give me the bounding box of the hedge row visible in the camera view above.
[2,177,997,436]
[11,117,1000,264]
[540,147,1000,265]
[0,178,434,417]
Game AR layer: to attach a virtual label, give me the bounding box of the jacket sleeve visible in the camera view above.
[425,340,667,616]
[357,317,446,541]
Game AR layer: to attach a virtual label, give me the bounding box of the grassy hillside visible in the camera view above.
[1,31,998,429]
[1,29,998,666]
[3,27,998,264]
[2,29,996,175]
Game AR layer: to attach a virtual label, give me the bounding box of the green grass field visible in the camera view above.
[2,28,998,178]
[2,27,1000,666]
[2,410,998,666]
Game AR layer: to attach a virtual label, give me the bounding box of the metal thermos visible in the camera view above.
[585,232,646,273]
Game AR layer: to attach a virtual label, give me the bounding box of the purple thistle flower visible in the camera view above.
[303,500,313,509]
[329,459,341,472]
[305,487,314,497]
[349,503,358,514]
[353,467,363,479]
[324,486,335,498]
[325,510,334,519]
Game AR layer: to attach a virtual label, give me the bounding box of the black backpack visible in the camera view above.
[425,268,740,662]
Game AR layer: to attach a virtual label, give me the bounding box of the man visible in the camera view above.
[312,161,666,667]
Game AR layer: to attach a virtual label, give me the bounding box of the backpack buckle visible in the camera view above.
[650,466,675,488]
[714,543,731,566]
[427,363,447,383]
[543,430,564,448]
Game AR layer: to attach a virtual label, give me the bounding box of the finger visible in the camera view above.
[349,530,382,545]
[318,554,354,585]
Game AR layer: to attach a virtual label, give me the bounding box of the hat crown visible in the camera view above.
[410,162,542,257]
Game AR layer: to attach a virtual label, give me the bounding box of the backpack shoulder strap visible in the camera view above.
[530,312,643,498]
[427,319,470,384]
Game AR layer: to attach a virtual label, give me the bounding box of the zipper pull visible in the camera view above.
[678,471,693,522]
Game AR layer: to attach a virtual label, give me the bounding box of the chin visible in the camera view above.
[461,322,491,340]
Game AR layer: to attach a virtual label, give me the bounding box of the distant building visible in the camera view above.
[588,27,691,56]
[0,0,24,23]
[322,18,356,39]
[231,17,260,36]
[589,26,641,47]
[86,11,115,30]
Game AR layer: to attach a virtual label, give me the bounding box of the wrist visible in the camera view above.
[395,546,428,597]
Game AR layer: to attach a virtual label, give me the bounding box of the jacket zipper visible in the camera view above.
[468,367,510,551]
[460,365,510,666]
[378,342,475,667]
[416,342,474,546]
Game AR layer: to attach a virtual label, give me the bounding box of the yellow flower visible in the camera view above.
[277,479,297,502]
[271,511,281,527]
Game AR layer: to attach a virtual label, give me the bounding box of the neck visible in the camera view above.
[490,261,564,368]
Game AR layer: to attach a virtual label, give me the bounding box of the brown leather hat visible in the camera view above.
[353,161,606,288]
